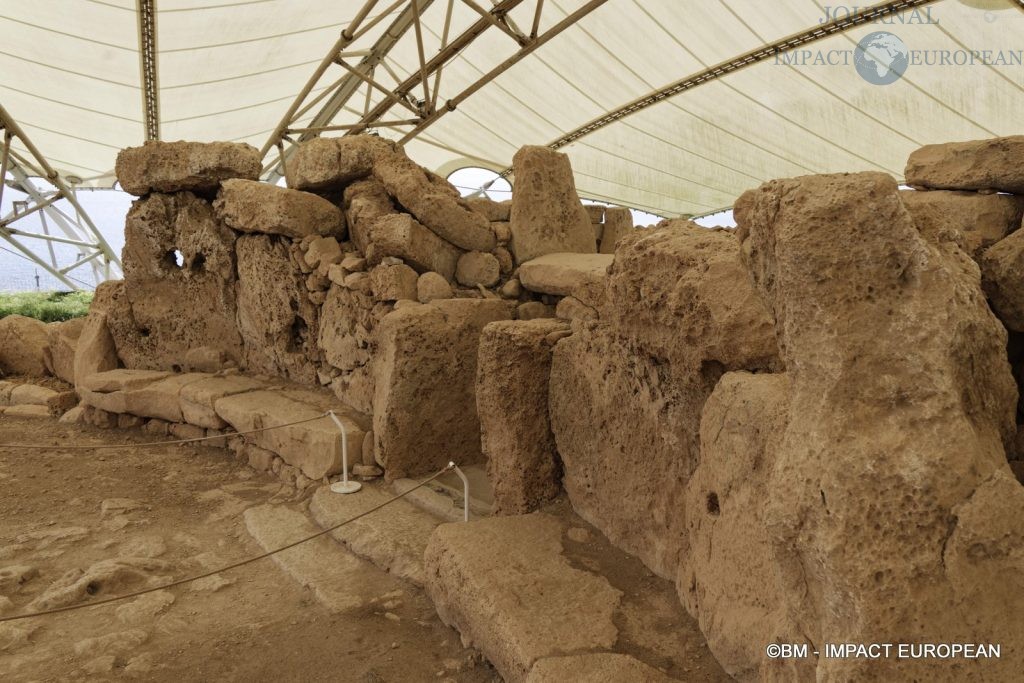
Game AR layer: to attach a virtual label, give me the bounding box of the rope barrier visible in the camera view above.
[0,412,332,450]
[0,463,455,624]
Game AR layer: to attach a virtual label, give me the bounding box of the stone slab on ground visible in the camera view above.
[243,504,403,612]
[309,484,442,587]
[423,513,621,683]
[214,390,364,480]
[526,654,678,683]
[115,140,261,196]
[80,369,171,394]
[518,253,613,297]
[179,374,270,429]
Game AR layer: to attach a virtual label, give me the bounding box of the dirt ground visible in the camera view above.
[0,415,498,682]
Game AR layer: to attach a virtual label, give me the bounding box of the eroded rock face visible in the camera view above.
[509,146,595,263]
[549,323,716,579]
[373,298,515,479]
[109,192,242,371]
[236,235,320,384]
[734,171,1022,680]
[517,253,612,297]
[477,319,571,514]
[74,283,121,388]
[981,229,1024,332]
[343,178,396,254]
[901,189,1024,260]
[214,179,345,239]
[288,135,397,192]
[115,140,260,196]
[455,251,500,288]
[905,136,1024,194]
[366,213,461,281]
[607,222,779,376]
[0,314,49,376]
[681,372,812,682]
[374,151,496,252]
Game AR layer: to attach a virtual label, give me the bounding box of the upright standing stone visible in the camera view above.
[598,207,633,254]
[477,319,571,514]
[509,146,596,263]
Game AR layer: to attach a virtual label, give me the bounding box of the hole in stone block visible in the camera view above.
[706,492,720,516]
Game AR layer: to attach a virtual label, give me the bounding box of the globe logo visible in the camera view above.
[854,31,909,85]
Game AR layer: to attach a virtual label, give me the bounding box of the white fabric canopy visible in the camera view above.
[2,0,1022,217]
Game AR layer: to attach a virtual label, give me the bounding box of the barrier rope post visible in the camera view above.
[449,461,470,522]
[327,410,361,495]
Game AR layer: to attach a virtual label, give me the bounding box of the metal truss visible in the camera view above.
[261,0,609,181]
[0,103,122,290]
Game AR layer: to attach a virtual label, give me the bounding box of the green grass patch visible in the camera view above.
[0,291,94,322]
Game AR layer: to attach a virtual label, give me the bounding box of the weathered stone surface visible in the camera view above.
[365,213,461,281]
[80,367,163,394]
[509,146,595,263]
[598,207,633,254]
[455,251,500,288]
[905,135,1024,194]
[9,383,58,406]
[608,222,779,374]
[244,504,403,612]
[374,151,496,252]
[526,654,677,683]
[555,295,597,321]
[981,229,1024,332]
[368,263,418,301]
[464,197,511,222]
[424,514,621,683]
[734,171,1021,680]
[74,310,120,390]
[342,178,396,254]
[115,140,260,196]
[236,235,320,383]
[517,302,555,320]
[2,404,50,418]
[550,324,716,579]
[309,485,441,586]
[901,189,1024,259]
[214,179,344,239]
[681,372,811,682]
[584,205,605,224]
[303,236,342,271]
[477,320,570,514]
[518,253,612,297]
[79,370,210,422]
[373,299,515,479]
[111,192,242,371]
[416,272,453,303]
[44,318,85,384]
[179,374,268,429]
[215,390,363,479]
[288,135,397,191]
[0,315,48,376]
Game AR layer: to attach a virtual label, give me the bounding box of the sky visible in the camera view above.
[1,168,734,293]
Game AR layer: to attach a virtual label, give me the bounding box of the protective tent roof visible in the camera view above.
[2,0,1023,218]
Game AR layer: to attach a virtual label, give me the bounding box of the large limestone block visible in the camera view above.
[424,514,621,683]
[214,390,364,479]
[734,171,1021,680]
[549,324,716,579]
[681,372,812,682]
[44,317,85,384]
[115,140,260,196]
[81,369,170,393]
[477,319,571,514]
[235,235,321,384]
[121,372,209,422]
[373,299,515,479]
[607,222,779,374]
[112,192,242,370]
[517,253,612,297]
[0,314,49,376]
[981,228,1024,332]
[905,135,1024,194]
[214,179,345,239]
[526,654,677,683]
[509,146,595,263]
[365,213,461,281]
[288,135,397,191]
[373,151,496,252]
[343,178,396,254]
[74,311,120,389]
[179,374,269,428]
[598,207,633,254]
[901,189,1024,259]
